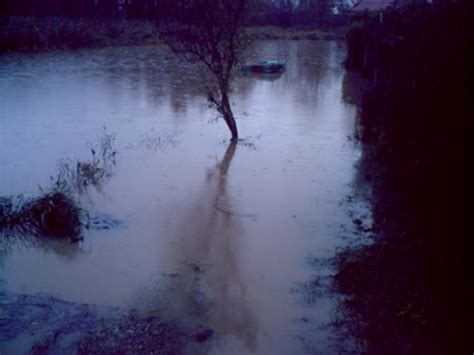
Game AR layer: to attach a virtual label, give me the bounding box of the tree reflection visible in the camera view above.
[160,142,258,352]
[0,230,88,264]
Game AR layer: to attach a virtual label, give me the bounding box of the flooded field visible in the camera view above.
[0,41,369,354]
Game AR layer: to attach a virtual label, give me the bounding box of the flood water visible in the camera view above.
[0,41,367,354]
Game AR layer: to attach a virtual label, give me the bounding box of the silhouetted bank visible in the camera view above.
[0,17,344,52]
[334,1,469,353]
[0,17,162,52]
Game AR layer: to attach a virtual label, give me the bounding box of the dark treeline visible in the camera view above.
[0,0,118,18]
[336,0,469,353]
[0,0,349,51]
[251,0,349,29]
[1,0,349,29]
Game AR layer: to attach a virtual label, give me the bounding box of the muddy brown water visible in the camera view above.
[0,41,369,354]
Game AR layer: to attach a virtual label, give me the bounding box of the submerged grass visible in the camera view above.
[58,127,116,193]
[0,128,117,240]
[0,178,82,240]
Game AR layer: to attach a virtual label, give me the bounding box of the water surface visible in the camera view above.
[0,41,364,354]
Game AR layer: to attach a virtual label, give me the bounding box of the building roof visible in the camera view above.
[350,0,396,12]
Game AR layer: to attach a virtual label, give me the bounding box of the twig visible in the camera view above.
[214,199,257,220]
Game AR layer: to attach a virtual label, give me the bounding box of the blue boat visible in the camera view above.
[242,60,285,74]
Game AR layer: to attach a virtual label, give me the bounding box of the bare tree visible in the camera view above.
[159,0,249,141]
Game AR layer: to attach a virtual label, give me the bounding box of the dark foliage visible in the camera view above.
[0,16,161,52]
[0,0,350,52]
[0,189,81,240]
[0,181,82,240]
[244,0,350,29]
[1,0,118,18]
[1,0,348,28]
[335,0,469,353]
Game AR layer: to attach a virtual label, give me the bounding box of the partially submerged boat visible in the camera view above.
[242,60,285,74]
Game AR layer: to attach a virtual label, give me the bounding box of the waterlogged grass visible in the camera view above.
[0,178,83,240]
[58,128,117,194]
[0,128,117,240]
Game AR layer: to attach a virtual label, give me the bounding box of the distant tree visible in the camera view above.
[297,0,334,28]
[315,0,332,28]
[275,0,295,27]
[158,0,248,141]
[94,0,119,18]
[124,0,160,19]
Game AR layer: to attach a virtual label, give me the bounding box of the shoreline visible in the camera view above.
[0,290,196,353]
[0,16,345,53]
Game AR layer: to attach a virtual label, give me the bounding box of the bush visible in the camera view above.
[0,178,83,240]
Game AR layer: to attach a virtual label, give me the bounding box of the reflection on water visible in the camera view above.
[0,234,87,263]
[0,41,366,354]
[158,143,257,353]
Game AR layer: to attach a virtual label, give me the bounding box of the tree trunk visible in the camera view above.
[221,91,238,142]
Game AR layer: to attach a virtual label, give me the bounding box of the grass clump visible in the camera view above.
[0,178,82,240]
[58,127,117,193]
[0,128,118,240]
